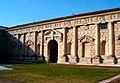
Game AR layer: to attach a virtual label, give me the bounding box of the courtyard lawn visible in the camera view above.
[0,64,120,83]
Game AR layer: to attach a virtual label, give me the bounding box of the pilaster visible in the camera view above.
[69,26,77,64]
[33,31,37,53]
[93,23,102,64]
[60,27,67,63]
[23,33,26,54]
[40,30,44,56]
[17,34,20,59]
[104,22,115,64]
[109,22,114,56]
[39,30,44,62]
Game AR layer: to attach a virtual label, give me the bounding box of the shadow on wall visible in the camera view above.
[0,29,45,63]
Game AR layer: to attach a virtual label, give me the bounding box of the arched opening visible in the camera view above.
[100,41,106,55]
[48,40,58,63]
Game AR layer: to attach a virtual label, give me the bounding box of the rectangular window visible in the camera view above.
[99,23,108,29]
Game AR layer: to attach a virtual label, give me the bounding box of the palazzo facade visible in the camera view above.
[3,8,120,64]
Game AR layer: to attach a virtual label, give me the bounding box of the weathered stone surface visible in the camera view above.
[1,8,120,65]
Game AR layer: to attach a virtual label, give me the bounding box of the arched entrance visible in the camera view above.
[48,40,58,63]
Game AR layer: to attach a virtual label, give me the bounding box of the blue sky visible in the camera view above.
[0,0,120,27]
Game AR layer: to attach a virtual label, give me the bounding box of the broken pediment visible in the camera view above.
[116,35,120,40]
[44,29,62,36]
[25,40,34,46]
[79,35,94,42]
[44,29,63,42]
[44,30,51,35]
[44,29,62,37]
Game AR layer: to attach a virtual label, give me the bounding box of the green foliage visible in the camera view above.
[0,64,120,83]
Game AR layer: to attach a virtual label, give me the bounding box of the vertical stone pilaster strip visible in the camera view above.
[60,27,67,63]
[109,22,114,56]
[93,23,101,64]
[73,26,77,58]
[17,34,20,59]
[63,27,67,56]
[40,30,44,56]
[69,26,77,63]
[95,23,100,56]
[34,31,37,54]
[104,22,115,64]
[23,33,25,54]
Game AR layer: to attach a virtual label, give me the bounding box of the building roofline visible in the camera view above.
[9,7,120,29]
[0,26,8,30]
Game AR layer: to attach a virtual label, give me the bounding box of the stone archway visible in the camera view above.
[48,40,58,63]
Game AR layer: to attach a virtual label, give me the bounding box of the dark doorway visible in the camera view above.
[48,40,58,63]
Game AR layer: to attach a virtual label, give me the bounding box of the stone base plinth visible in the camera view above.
[80,57,91,64]
[69,57,76,64]
[92,56,102,64]
[93,58,100,64]
[104,56,115,64]
[117,58,120,64]
[58,56,66,63]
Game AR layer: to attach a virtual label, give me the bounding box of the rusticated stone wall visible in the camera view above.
[4,8,120,64]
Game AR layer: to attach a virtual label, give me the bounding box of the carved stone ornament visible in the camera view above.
[44,29,63,42]
[25,40,34,46]
[115,35,120,45]
[79,35,95,43]
[44,30,51,35]
[28,34,33,40]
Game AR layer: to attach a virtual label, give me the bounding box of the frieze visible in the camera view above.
[54,22,61,27]
[8,13,120,34]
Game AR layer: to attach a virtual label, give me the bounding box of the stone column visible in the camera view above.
[39,30,44,62]
[40,30,44,56]
[60,27,67,63]
[93,23,101,64]
[23,33,26,54]
[109,22,114,56]
[17,34,20,59]
[63,27,67,56]
[21,34,23,54]
[105,22,115,64]
[70,26,77,63]
[33,31,37,54]
[95,23,100,57]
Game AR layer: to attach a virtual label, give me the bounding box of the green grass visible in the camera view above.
[0,64,120,83]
